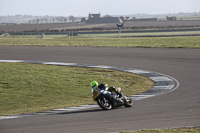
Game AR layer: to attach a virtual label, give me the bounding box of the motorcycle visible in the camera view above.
[92,86,133,110]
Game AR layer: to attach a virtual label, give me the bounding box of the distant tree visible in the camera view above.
[68,15,76,22]
[44,18,48,23]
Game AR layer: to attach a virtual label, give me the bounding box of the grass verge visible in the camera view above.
[0,36,200,48]
[0,62,153,116]
[119,127,200,133]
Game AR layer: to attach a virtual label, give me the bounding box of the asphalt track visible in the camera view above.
[0,46,200,133]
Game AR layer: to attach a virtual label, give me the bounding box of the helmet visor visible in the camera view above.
[92,85,97,93]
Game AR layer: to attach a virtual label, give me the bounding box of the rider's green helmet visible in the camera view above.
[90,81,98,87]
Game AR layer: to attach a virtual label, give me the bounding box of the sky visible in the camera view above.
[0,0,200,16]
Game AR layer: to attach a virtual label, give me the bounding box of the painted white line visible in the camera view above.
[52,108,77,111]
[0,116,21,120]
[130,94,154,100]
[77,105,99,108]
[42,62,77,66]
[131,97,147,100]
[149,76,173,82]
[0,60,24,63]
[52,106,94,111]
[152,85,175,90]
[50,105,99,112]
[126,70,151,74]
[89,65,115,69]
[132,94,154,97]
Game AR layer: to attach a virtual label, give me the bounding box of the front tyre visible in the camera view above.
[97,96,112,110]
[124,97,133,107]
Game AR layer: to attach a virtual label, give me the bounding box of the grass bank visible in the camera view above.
[0,62,153,116]
[0,36,200,48]
[119,127,200,133]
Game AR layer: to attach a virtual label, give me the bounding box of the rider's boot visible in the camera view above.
[116,97,123,103]
[116,91,123,98]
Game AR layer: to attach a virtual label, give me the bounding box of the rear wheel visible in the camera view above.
[97,96,112,110]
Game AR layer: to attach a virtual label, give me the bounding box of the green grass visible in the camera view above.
[0,36,200,48]
[80,31,200,37]
[177,15,200,20]
[0,62,153,116]
[119,127,200,133]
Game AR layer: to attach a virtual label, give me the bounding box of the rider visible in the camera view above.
[90,81,122,98]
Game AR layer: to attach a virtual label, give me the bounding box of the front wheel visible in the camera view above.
[124,97,133,107]
[97,96,112,110]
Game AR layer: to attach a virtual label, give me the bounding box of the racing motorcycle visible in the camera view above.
[92,86,133,110]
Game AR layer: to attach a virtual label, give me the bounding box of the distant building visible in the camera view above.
[86,17,122,23]
[81,13,159,24]
[81,13,123,23]
[166,16,177,21]
[88,13,101,19]
[81,17,88,22]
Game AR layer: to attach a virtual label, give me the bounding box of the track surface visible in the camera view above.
[0,46,200,133]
